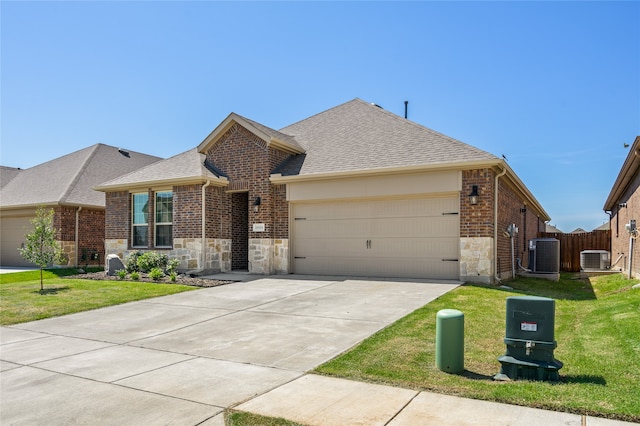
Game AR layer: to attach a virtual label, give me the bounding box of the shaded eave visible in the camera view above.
[604,136,640,211]
[93,175,229,193]
[271,158,550,222]
[197,113,305,155]
[0,201,105,214]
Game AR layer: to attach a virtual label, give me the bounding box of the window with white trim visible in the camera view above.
[155,191,173,247]
[132,193,149,247]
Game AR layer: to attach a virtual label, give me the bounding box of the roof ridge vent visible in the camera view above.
[118,148,130,158]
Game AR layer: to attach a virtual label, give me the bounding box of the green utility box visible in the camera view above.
[436,309,464,373]
[495,296,563,381]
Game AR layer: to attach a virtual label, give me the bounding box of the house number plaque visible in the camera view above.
[252,223,266,232]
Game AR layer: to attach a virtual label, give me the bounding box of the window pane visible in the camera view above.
[156,225,172,247]
[133,194,149,225]
[156,192,173,224]
[133,226,148,247]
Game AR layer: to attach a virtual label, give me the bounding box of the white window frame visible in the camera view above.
[131,192,149,248]
[154,191,173,248]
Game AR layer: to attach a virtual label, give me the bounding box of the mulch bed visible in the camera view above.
[70,271,235,288]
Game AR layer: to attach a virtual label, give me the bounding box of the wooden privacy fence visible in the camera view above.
[537,230,611,272]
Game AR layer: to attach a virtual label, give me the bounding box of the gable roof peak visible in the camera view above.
[197,112,304,155]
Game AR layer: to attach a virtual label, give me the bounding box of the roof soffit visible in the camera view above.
[604,136,640,211]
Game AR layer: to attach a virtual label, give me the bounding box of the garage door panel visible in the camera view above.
[294,219,370,239]
[293,238,369,257]
[293,257,458,279]
[294,197,459,220]
[1,216,35,267]
[370,237,458,258]
[292,196,459,280]
[369,217,457,238]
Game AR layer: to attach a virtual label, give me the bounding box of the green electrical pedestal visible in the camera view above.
[494,296,563,381]
[436,309,464,373]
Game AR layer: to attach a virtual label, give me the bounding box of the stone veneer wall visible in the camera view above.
[459,237,493,284]
[104,238,231,273]
[249,238,288,275]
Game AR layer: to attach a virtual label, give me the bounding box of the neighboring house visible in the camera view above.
[545,224,563,233]
[96,99,550,283]
[570,228,588,234]
[0,144,162,267]
[604,135,640,278]
[593,222,610,231]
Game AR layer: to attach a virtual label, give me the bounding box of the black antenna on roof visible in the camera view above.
[404,100,408,119]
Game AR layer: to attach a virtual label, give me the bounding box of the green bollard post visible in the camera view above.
[436,309,464,373]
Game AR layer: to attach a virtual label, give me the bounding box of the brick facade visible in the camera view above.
[496,178,546,279]
[609,170,640,277]
[51,206,104,267]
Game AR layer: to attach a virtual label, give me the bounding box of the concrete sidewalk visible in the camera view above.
[236,374,635,426]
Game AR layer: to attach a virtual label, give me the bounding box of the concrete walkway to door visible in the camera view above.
[0,275,459,425]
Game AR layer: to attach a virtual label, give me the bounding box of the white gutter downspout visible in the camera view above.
[201,180,211,270]
[494,167,507,283]
[627,149,640,279]
[75,206,82,267]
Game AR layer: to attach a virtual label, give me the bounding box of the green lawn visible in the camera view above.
[315,273,640,422]
[0,269,197,325]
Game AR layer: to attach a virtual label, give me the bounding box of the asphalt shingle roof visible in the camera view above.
[96,148,220,189]
[0,166,22,189]
[0,144,162,208]
[277,98,498,176]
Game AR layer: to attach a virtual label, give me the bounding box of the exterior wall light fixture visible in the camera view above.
[253,196,261,212]
[469,185,479,205]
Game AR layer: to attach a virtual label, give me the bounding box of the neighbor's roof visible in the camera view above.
[94,148,227,191]
[0,144,162,209]
[275,98,499,176]
[604,136,640,211]
[545,223,563,233]
[593,222,610,231]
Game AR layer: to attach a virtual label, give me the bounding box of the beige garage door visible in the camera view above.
[1,216,36,267]
[292,196,459,279]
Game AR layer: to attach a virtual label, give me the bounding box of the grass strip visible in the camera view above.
[0,269,197,325]
[315,273,640,422]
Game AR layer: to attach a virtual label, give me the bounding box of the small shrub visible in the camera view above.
[149,267,164,281]
[130,271,140,281]
[116,269,127,280]
[169,272,177,282]
[167,258,180,274]
[137,252,169,273]
[125,251,143,273]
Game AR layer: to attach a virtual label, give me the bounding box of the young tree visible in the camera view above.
[19,206,64,291]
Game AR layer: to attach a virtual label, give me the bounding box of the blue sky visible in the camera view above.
[1,1,639,233]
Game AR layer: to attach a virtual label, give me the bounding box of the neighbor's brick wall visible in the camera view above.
[51,206,104,266]
[77,208,105,265]
[609,170,640,277]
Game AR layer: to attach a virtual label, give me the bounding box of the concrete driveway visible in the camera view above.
[0,275,459,425]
